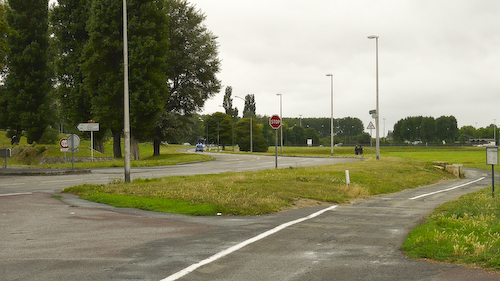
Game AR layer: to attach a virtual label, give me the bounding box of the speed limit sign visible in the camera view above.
[59,138,68,148]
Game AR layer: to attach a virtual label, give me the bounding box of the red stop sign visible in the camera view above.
[269,115,281,129]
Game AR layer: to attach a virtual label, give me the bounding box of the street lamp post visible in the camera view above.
[326,74,334,156]
[123,0,131,182]
[368,35,380,160]
[494,119,497,146]
[277,94,283,154]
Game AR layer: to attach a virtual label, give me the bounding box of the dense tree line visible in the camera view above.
[0,0,220,159]
[393,116,459,144]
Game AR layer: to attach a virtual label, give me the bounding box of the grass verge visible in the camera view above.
[63,157,453,216]
[402,187,500,270]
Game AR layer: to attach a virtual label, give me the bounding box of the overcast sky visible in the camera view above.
[192,0,500,135]
[50,0,500,135]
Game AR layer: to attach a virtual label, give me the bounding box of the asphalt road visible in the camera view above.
[0,153,360,193]
[1,153,499,280]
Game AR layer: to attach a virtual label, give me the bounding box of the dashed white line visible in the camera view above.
[409,177,485,200]
[160,205,338,281]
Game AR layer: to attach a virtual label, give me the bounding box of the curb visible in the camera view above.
[0,168,91,176]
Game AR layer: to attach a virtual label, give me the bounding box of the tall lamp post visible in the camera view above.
[326,74,334,156]
[123,0,131,182]
[235,96,252,153]
[277,94,283,154]
[368,35,380,160]
[494,119,497,146]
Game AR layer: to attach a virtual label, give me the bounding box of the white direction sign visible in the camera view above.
[367,122,376,130]
[77,122,100,132]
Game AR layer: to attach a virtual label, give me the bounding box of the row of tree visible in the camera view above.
[0,0,221,159]
[179,112,493,148]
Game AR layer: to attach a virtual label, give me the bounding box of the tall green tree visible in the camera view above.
[83,0,169,158]
[127,0,169,159]
[82,0,123,157]
[50,0,95,145]
[1,0,52,143]
[243,94,256,118]
[0,2,9,70]
[223,86,237,117]
[153,0,221,155]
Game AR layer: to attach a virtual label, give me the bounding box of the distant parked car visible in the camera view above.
[183,142,191,146]
[195,143,204,152]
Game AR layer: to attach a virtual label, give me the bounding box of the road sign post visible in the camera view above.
[486,146,498,198]
[269,115,282,168]
[77,122,100,162]
[60,138,69,163]
[367,122,375,154]
[0,148,11,168]
[68,134,80,169]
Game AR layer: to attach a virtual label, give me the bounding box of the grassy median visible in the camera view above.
[63,157,453,215]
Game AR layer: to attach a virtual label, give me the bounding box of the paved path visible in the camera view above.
[1,155,499,280]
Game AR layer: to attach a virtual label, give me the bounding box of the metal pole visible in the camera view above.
[250,116,253,153]
[368,35,380,160]
[91,131,94,162]
[275,129,278,168]
[326,74,334,156]
[123,0,131,182]
[493,165,495,198]
[277,94,283,154]
[495,119,497,146]
[375,37,380,160]
[71,135,75,169]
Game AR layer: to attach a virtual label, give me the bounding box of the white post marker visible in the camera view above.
[345,170,350,185]
[269,115,282,168]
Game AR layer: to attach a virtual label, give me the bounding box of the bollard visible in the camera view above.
[345,170,350,185]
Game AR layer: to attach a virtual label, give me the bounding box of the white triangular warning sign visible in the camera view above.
[367,122,376,129]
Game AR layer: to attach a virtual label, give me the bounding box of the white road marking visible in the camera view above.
[409,177,485,200]
[160,205,338,281]
[41,179,88,184]
[0,192,32,197]
[0,183,25,187]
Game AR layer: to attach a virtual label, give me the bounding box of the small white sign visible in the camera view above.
[77,123,100,132]
[486,146,498,165]
[367,122,376,130]
[307,138,313,147]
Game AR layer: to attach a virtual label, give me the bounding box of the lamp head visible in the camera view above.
[367,35,379,39]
